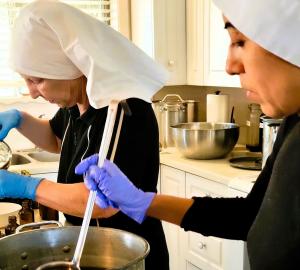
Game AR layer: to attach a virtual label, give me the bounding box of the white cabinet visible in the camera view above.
[184,173,247,270]
[160,164,249,270]
[160,165,186,270]
[186,0,205,85]
[186,0,240,87]
[131,0,186,85]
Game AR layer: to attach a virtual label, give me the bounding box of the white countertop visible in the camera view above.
[9,161,59,175]
[8,150,59,175]
[160,147,261,193]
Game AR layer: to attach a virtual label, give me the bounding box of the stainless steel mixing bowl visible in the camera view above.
[171,122,239,159]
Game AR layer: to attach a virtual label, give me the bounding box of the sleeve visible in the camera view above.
[49,108,68,140]
[180,169,270,241]
[180,115,297,241]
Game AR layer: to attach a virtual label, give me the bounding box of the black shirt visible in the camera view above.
[50,98,169,270]
[181,114,300,269]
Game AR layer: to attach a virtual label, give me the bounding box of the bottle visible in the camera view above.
[19,200,34,225]
[4,215,19,235]
[29,199,39,210]
[246,103,263,152]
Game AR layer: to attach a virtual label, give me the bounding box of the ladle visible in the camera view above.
[36,100,128,270]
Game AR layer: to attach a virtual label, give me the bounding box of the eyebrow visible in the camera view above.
[224,22,235,29]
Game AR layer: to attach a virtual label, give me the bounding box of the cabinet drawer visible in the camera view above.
[188,231,222,267]
[186,173,227,197]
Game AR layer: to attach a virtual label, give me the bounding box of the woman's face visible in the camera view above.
[21,76,87,108]
[224,17,300,118]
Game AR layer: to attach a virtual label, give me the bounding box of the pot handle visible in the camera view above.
[16,220,63,233]
[161,94,184,103]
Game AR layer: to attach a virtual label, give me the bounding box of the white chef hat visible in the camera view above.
[213,0,300,68]
[9,0,169,109]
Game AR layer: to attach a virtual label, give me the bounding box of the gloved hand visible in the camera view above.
[0,109,22,140]
[0,170,43,200]
[75,154,155,224]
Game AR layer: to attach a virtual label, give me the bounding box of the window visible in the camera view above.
[0,0,118,97]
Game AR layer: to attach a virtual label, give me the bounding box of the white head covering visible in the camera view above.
[10,0,169,109]
[213,0,300,68]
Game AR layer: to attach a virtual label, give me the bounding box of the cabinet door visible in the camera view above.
[185,173,246,270]
[186,0,204,85]
[187,261,203,270]
[160,165,186,270]
[187,0,240,87]
[203,0,240,87]
[131,0,186,85]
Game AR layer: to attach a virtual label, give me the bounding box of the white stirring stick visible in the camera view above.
[72,100,120,268]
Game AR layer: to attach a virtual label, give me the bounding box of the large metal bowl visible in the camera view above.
[171,122,239,159]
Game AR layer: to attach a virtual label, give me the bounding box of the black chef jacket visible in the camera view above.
[181,114,300,269]
[49,98,169,270]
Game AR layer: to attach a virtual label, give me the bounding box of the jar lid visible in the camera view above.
[0,141,12,169]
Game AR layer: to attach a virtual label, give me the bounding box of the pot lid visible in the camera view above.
[0,141,12,169]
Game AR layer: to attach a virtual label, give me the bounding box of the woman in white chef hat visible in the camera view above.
[76,0,300,269]
[0,1,170,269]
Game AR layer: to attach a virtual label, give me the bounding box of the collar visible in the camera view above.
[68,105,104,126]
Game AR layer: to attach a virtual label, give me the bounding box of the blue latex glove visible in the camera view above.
[0,170,43,200]
[75,154,155,224]
[0,109,22,140]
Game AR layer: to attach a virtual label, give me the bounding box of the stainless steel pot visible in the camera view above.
[261,116,283,168]
[0,141,12,170]
[152,94,201,148]
[0,222,149,270]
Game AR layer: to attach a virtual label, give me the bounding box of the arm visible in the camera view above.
[147,195,194,225]
[35,179,118,218]
[0,170,117,219]
[17,111,61,153]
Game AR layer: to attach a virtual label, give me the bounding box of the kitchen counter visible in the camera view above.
[9,161,59,175]
[8,149,59,175]
[160,146,261,193]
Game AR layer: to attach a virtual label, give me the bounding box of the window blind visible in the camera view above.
[0,0,117,97]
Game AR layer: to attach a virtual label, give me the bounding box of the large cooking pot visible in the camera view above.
[0,222,149,270]
[152,94,201,148]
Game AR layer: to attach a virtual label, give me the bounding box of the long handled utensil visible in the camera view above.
[36,100,123,270]
[72,100,120,268]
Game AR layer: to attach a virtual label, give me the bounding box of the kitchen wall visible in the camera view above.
[153,85,250,144]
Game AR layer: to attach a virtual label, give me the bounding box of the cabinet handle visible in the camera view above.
[168,60,175,66]
[198,242,207,249]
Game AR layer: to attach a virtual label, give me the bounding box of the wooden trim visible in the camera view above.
[117,0,131,39]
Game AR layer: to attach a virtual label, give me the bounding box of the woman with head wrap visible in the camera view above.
[0,0,169,269]
[77,0,300,269]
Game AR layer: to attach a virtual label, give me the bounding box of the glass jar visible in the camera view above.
[4,215,19,235]
[246,103,263,152]
[19,200,34,225]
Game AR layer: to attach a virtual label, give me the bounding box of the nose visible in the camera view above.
[27,85,40,99]
[225,47,245,75]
